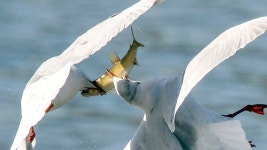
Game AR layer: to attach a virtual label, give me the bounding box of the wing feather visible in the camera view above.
[60,0,159,65]
[169,16,267,132]
[11,64,72,150]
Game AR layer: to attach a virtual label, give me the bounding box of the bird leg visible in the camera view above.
[223,104,266,148]
[45,103,54,113]
[29,127,36,143]
[223,104,267,118]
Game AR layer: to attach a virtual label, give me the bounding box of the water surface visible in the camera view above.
[1,0,267,149]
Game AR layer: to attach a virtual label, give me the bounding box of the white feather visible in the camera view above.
[171,16,267,131]
[60,0,160,65]
[11,0,161,149]
[112,16,267,150]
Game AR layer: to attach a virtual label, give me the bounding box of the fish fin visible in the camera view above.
[131,26,145,48]
[134,58,139,66]
[110,52,120,64]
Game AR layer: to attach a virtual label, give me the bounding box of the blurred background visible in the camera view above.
[1,0,267,149]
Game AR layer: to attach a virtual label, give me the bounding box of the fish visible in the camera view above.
[81,28,144,96]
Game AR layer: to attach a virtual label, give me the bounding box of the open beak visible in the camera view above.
[106,69,116,78]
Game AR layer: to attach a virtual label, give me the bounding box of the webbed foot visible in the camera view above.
[223,104,267,118]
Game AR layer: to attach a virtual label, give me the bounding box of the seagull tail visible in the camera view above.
[208,120,251,150]
[10,120,35,150]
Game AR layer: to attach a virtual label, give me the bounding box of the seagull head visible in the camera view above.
[106,69,140,104]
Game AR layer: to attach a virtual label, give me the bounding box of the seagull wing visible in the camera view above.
[11,64,72,150]
[21,64,72,122]
[169,16,267,132]
[60,0,160,65]
[12,1,164,149]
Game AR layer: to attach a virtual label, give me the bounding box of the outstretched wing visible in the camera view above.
[60,0,161,65]
[169,16,267,132]
[11,64,72,150]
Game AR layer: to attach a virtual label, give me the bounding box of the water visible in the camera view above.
[1,0,267,149]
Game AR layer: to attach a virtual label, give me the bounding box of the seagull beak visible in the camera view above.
[106,69,116,78]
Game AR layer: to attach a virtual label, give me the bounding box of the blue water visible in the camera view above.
[1,0,267,149]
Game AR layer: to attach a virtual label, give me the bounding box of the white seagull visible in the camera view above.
[10,0,163,149]
[108,16,267,150]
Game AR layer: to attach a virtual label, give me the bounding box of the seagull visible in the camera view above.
[107,16,267,150]
[10,0,163,149]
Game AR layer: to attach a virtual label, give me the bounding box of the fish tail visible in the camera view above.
[131,26,144,48]
[133,40,145,48]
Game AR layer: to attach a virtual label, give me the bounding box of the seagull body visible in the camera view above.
[11,0,162,149]
[109,16,267,150]
[110,75,250,150]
